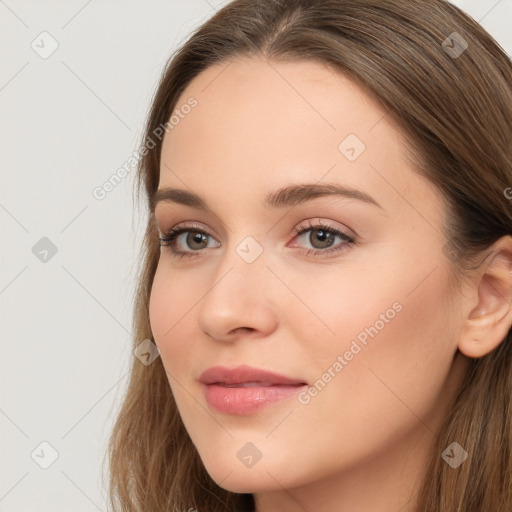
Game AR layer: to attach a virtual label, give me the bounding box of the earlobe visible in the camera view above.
[458,236,512,359]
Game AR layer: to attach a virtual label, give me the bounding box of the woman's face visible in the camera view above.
[149,57,468,500]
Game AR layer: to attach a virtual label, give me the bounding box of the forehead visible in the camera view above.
[158,57,440,218]
[163,56,398,158]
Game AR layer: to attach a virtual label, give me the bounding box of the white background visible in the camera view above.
[1,1,511,510]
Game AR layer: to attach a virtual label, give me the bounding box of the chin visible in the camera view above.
[201,457,291,493]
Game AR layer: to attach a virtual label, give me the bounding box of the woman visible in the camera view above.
[107,1,512,510]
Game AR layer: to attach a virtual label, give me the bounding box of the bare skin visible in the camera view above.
[148,57,512,512]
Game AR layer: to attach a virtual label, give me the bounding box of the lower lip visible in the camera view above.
[202,383,307,414]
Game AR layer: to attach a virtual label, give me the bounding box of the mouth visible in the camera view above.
[199,365,308,415]
[202,382,308,414]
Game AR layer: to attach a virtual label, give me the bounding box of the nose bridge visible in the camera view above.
[208,232,269,301]
[196,232,278,339]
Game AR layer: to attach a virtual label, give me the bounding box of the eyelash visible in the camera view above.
[158,219,356,260]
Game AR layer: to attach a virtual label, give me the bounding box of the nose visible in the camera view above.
[196,240,279,342]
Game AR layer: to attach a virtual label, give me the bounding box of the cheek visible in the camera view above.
[148,263,194,360]
[292,250,456,409]
[148,265,172,340]
[303,265,457,435]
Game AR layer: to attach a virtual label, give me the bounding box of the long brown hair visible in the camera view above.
[105,1,512,510]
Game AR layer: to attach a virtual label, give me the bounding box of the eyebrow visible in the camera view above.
[151,182,382,213]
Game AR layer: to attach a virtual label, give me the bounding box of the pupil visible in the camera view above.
[311,229,333,249]
[188,232,207,249]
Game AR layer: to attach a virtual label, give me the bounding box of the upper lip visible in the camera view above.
[199,364,308,386]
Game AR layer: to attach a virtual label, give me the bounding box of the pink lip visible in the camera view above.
[199,365,308,415]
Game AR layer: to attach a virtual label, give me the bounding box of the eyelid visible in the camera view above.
[290,217,356,240]
[158,220,220,241]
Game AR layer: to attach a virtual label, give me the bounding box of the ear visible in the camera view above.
[458,236,512,359]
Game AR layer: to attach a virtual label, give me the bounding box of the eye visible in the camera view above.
[158,219,356,259]
[289,219,355,257]
[158,222,220,259]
